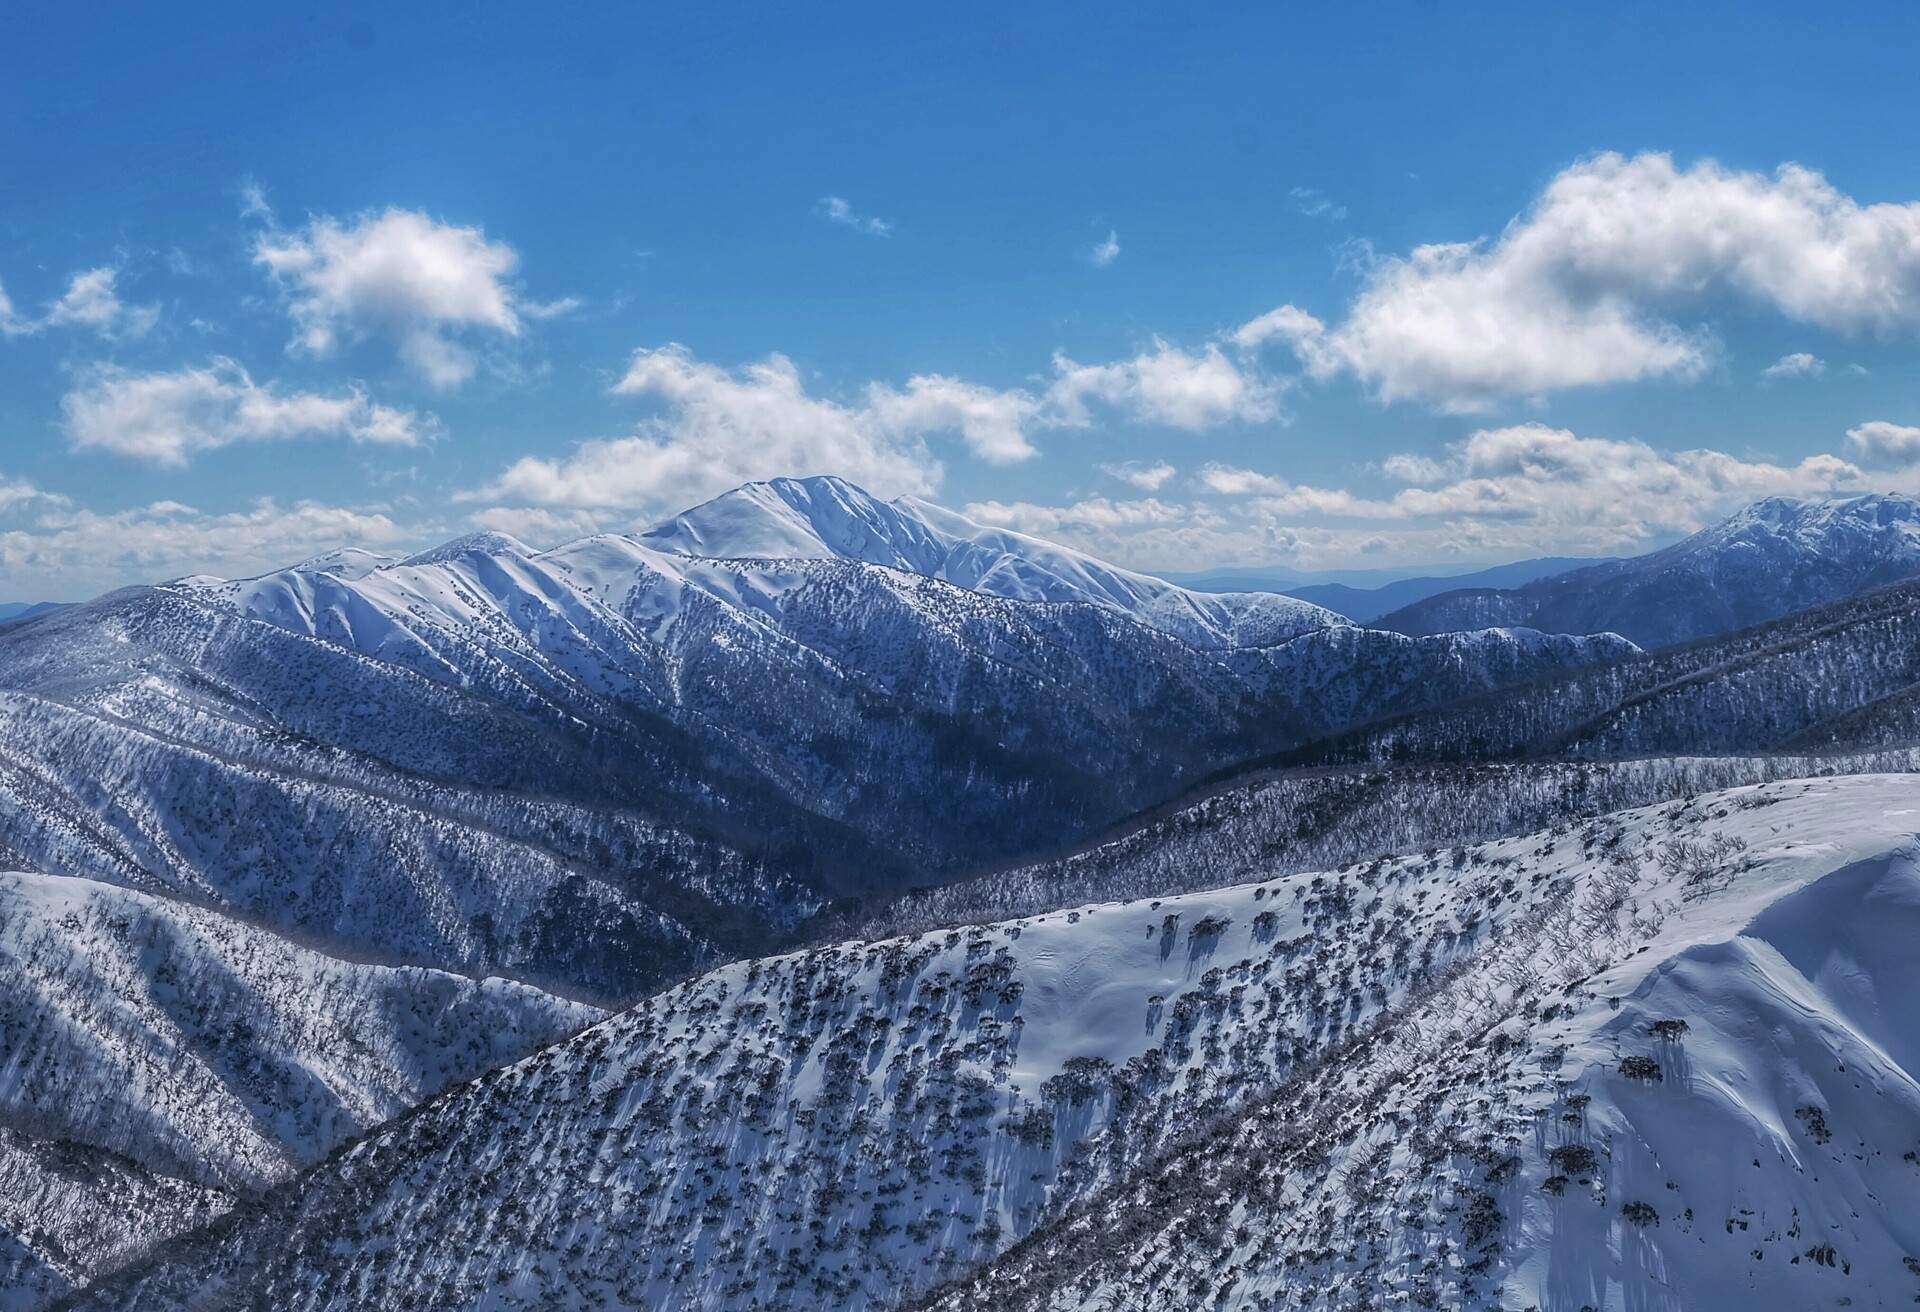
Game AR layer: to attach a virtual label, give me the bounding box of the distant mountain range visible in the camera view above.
[0,602,61,624]
[1376,493,1920,646]
[1276,555,1613,621]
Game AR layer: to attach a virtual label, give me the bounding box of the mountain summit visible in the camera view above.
[639,475,1341,648]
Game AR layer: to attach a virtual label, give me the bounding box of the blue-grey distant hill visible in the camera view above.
[1276,557,1613,622]
[1376,494,1920,647]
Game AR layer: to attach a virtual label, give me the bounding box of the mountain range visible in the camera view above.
[8,477,1920,1309]
[1375,492,1920,646]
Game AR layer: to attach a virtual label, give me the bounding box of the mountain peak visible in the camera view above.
[398,530,534,568]
[638,475,1341,648]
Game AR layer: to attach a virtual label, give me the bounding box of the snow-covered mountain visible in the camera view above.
[24,478,1920,1310]
[638,475,1340,648]
[0,869,593,1310]
[1379,492,1920,646]
[67,775,1920,1311]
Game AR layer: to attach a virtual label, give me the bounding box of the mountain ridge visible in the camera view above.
[1378,492,1920,646]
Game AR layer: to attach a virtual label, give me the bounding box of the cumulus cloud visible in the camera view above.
[863,374,1040,464]
[476,333,1286,513]
[0,497,418,600]
[475,345,943,511]
[813,196,893,237]
[995,425,1892,573]
[1197,464,1291,496]
[1762,351,1826,379]
[1049,340,1279,431]
[0,266,160,339]
[1089,230,1121,267]
[1242,152,1920,411]
[467,504,607,545]
[43,267,160,338]
[253,208,529,387]
[62,359,436,466]
[1845,420,1920,466]
[1099,460,1176,491]
[0,473,62,514]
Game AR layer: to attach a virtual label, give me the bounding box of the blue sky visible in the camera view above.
[5,1,1920,598]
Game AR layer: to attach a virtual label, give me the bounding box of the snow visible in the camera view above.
[70,774,1920,1312]
[638,474,1343,648]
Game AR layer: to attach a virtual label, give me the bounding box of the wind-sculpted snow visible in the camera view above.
[0,869,594,1308]
[64,776,1920,1312]
[1380,491,1920,647]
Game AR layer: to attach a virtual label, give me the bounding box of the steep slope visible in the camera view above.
[637,475,1340,648]
[0,869,594,1309]
[64,776,1920,1312]
[1265,572,1920,774]
[1379,493,1920,646]
[931,778,1920,1311]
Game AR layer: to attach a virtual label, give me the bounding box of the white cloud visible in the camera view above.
[254,208,526,388]
[998,425,1893,573]
[1197,464,1291,496]
[44,267,160,338]
[0,266,160,339]
[1762,351,1826,379]
[863,374,1039,463]
[965,496,1192,537]
[1099,460,1176,491]
[475,345,943,511]
[477,331,1288,512]
[0,497,418,600]
[813,196,893,237]
[1048,340,1279,431]
[0,281,28,337]
[1243,152,1920,411]
[1845,420,1920,466]
[0,473,62,514]
[467,504,607,545]
[62,359,436,466]
[1290,187,1347,221]
[1089,230,1121,267]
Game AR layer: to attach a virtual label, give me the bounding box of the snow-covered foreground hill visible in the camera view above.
[0,870,595,1310]
[68,775,1920,1312]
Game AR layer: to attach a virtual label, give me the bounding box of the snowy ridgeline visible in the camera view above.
[0,872,597,1312]
[1377,491,1920,646]
[850,749,1920,940]
[68,775,1920,1312]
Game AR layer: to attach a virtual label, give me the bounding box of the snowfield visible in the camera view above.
[65,773,1920,1311]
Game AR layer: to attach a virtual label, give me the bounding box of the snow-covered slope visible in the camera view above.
[1380,492,1920,646]
[0,869,595,1308]
[638,475,1341,648]
[70,775,1920,1312]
